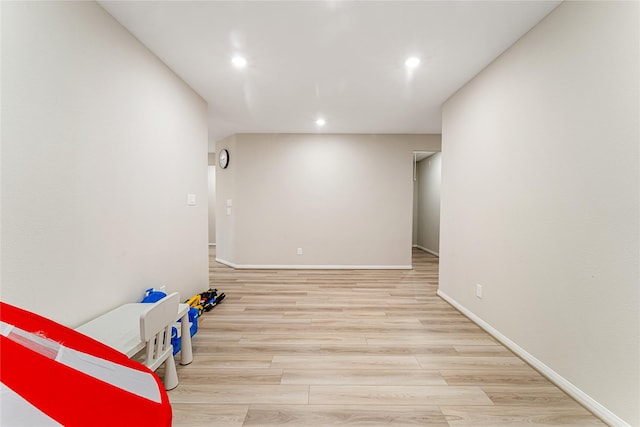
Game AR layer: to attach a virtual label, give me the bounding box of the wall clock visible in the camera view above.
[219,149,229,169]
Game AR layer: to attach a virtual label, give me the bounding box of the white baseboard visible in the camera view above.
[215,258,411,270]
[436,289,629,427]
[415,245,439,257]
[215,257,237,268]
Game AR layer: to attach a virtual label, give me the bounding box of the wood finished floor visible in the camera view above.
[168,247,604,426]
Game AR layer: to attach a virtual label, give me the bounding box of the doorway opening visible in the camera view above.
[412,151,441,257]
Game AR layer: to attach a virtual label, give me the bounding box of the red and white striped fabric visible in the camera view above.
[0,302,172,426]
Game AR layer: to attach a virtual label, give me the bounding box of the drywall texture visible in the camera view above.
[207,166,217,244]
[215,135,237,264]
[412,178,419,245]
[1,1,209,326]
[207,154,217,245]
[415,153,441,255]
[440,1,639,425]
[216,133,441,268]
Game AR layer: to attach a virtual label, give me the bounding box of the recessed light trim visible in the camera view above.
[231,56,247,68]
[315,118,326,127]
[405,56,420,68]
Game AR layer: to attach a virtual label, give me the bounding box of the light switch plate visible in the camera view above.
[187,194,197,206]
[476,284,483,299]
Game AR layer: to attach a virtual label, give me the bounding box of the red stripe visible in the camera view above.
[0,302,171,426]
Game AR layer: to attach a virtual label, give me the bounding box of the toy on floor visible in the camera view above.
[184,294,203,315]
[200,288,225,312]
[173,289,225,355]
[185,288,225,314]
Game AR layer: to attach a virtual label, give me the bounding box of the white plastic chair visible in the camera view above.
[138,292,179,390]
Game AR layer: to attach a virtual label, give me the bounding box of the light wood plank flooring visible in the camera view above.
[168,247,604,426]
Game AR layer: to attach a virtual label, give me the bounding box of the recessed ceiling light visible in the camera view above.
[405,57,420,68]
[231,56,247,68]
[315,118,326,126]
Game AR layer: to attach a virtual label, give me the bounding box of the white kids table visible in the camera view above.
[76,302,193,365]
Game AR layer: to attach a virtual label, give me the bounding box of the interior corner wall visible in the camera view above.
[216,133,440,268]
[207,153,217,245]
[1,1,209,326]
[214,135,237,264]
[412,179,419,246]
[439,1,639,425]
[416,153,441,255]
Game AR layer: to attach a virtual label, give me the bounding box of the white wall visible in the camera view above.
[216,133,441,268]
[208,153,217,245]
[1,1,209,326]
[215,135,237,264]
[412,178,419,246]
[439,2,639,425]
[415,153,441,255]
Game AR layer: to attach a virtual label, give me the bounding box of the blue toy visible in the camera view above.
[141,288,167,303]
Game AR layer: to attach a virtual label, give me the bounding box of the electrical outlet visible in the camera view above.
[476,284,483,299]
[297,248,303,255]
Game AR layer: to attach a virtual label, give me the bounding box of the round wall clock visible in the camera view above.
[219,149,229,169]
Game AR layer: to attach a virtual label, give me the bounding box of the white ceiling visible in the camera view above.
[98,1,560,151]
